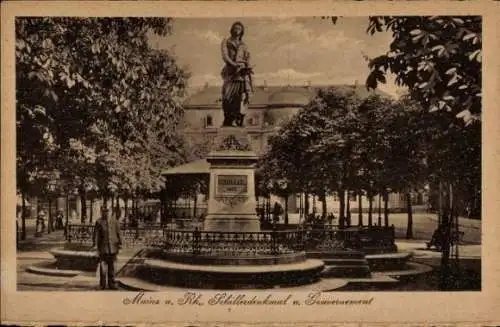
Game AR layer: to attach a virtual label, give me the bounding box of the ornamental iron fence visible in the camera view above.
[66,223,395,254]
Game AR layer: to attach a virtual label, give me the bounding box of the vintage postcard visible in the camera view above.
[1,0,499,325]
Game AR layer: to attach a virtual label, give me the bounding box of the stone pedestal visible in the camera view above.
[203,127,260,232]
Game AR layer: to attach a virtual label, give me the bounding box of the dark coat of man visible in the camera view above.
[93,213,122,256]
[92,209,122,290]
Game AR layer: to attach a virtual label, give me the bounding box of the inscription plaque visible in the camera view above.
[217,175,248,195]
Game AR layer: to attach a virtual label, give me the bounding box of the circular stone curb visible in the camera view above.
[148,250,306,265]
[380,262,434,278]
[366,251,413,260]
[366,251,415,271]
[144,258,325,273]
[118,276,349,292]
[50,248,98,258]
[26,263,83,277]
[136,258,325,289]
[50,248,99,271]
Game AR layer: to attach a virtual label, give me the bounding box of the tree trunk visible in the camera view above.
[358,191,363,226]
[339,189,345,229]
[193,193,198,219]
[304,192,310,216]
[321,192,327,219]
[173,197,177,219]
[160,191,165,224]
[103,194,109,209]
[440,182,453,290]
[299,193,303,221]
[124,195,129,225]
[377,193,382,226]
[312,195,316,215]
[405,191,413,239]
[36,197,40,220]
[438,181,443,226]
[346,191,351,227]
[21,191,27,240]
[48,198,52,234]
[65,193,69,237]
[383,190,389,227]
[117,195,121,218]
[55,197,60,219]
[89,198,94,223]
[284,195,289,225]
[368,194,373,226]
[80,190,87,224]
[111,195,115,215]
[135,196,139,216]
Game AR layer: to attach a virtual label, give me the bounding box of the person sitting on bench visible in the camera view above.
[427,225,445,251]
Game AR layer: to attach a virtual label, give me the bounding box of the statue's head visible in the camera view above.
[230,21,245,39]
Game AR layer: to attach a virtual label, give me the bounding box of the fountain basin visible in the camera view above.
[135,258,325,289]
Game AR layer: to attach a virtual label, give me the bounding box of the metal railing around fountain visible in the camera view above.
[163,229,305,256]
[66,223,395,253]
[67,224,166,248]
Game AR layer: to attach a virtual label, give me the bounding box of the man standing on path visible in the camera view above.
[92,207,122,290]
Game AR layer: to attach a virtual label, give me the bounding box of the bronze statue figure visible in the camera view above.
[220,21,254,127]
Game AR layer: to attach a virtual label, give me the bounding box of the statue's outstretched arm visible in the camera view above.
[221,39,237,67]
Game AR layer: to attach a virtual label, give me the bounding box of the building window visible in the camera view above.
[205,115,213,127]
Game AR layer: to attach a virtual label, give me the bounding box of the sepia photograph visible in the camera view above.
[14,15,481,292]
[2,1,498,325]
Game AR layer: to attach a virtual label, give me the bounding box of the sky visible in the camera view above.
[149,17,405,97]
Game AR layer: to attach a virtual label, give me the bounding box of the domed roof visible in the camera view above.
[268,88,313,106]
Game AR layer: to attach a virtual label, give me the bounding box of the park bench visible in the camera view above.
[426,230,465,251]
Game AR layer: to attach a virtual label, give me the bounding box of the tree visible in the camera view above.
[359,16,481,288]
[384,97,428,237]
[261,86,381,228]
[365,16,481,125]
[16,18,190,211]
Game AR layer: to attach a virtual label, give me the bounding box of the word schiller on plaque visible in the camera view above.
[217,175,248,195]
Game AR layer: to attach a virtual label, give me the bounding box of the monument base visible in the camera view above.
[203,127,260,232]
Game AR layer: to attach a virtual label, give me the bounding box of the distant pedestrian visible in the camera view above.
[35,210,46,236]
[55,210,64,230]
[272,202,283,223]
[92,207,122,290]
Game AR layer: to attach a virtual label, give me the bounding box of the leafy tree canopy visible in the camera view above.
[364,16,481,125]
[16,17,190,196]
